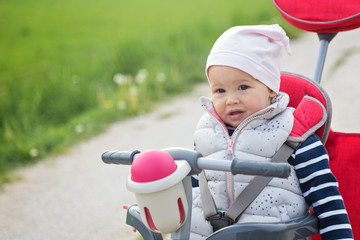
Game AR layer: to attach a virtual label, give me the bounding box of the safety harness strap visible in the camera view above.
[225,141,297,221]
[199,171,218,218]
[199,141,298,230]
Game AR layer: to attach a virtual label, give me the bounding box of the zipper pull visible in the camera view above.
[227,139,234,154]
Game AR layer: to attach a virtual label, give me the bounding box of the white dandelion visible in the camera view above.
[135,69,148,84]
[156,72,166,82]
[114,73,131,85]
[75,124,84,133]
[29,148,39,158]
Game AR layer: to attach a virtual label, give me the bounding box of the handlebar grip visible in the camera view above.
[231,159,291,178]
[101,150,140,165]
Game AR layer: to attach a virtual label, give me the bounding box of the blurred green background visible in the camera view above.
[0,0,299,184]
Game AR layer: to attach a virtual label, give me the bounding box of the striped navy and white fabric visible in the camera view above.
[289,134,354,240]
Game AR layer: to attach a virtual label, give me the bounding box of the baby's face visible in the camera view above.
[209,66,276,128]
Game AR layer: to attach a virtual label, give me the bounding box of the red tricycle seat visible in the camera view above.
[273,0,360,33]
[280,72,360,239]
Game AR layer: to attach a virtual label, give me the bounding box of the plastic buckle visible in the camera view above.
[207,212,235,232]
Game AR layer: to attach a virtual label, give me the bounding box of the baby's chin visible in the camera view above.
[224,117,246,128]
[224,120,241,128]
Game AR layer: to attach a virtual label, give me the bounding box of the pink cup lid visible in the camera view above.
[131,150,177,183]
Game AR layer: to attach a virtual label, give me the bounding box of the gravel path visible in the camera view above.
[0,29,359,240]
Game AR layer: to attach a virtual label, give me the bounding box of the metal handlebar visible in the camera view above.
[101,150,140,165]
[101,148,291,178]
[231,159,290,178]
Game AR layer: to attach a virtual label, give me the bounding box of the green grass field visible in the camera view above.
[0,0,300,184]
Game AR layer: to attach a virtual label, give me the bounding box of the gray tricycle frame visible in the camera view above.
[102,147,319,240]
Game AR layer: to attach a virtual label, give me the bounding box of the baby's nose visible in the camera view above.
[226,94,240,104]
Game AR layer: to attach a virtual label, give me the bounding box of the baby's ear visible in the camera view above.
[270,89,277,98]
[270,90,279,104]
[269,90,277,102]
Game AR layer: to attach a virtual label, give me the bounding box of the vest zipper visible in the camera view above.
[228,108,275,152]
[202,105,274,204]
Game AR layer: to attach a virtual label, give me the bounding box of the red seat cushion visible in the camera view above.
[273,0,360,33]
[280,72,330,142]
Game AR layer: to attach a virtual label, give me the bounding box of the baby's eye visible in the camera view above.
[239,85,249,91]
[215,88,225,93]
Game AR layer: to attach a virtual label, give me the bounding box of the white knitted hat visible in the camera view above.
[206,24,291,93]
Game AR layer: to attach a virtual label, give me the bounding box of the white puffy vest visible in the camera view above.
[191,93,308,237]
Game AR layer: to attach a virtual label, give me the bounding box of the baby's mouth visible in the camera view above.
[228,110,244,119]
[230,110,242,115]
